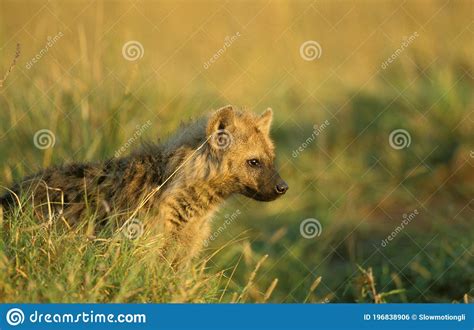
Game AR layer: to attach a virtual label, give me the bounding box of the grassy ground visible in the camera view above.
[0,0,473,302]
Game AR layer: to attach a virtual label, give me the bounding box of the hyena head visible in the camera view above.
[205,105,288,201]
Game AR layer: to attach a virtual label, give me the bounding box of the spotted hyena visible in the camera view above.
[1,105,288,262]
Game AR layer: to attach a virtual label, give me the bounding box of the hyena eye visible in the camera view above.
[247,159,261,167]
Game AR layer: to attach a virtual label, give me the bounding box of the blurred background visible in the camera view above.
[0,0,472,302]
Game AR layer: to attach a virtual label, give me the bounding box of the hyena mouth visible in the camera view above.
[242,186,281,202]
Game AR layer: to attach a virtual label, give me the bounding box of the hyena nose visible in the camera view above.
[275,181,289,195]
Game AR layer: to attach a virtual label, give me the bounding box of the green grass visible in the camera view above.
[0,0,473,303]
[0,205,219,302]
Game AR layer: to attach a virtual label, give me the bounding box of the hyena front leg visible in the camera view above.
[177,214,212,261]
[156,203,213,268]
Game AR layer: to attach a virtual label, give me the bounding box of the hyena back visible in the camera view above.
[1,105,288,261]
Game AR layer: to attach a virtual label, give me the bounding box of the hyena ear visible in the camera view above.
[257,107,273,134]
[206,105,235,137]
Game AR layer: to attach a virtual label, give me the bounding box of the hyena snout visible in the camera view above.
[275,179,289,195]
[242,171,289,201]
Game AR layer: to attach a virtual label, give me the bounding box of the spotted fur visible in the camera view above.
[1,105,288,262]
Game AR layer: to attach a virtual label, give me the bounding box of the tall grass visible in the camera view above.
[0,0,473,302]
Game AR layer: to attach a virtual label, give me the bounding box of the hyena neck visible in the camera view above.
[165,147,233,201]
[136,117,234,223]
[152,146,234,225]
[160,115,236,200]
